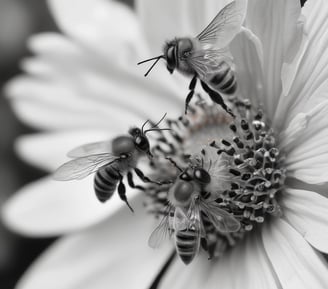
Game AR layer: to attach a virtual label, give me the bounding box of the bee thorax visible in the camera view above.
[111,136,135,155]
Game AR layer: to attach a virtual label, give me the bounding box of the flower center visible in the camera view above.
[145,97,286,264]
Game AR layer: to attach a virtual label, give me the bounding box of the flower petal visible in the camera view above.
[282,188,328,254]
[2,176,134,236]
[6,76,143,131]
[230,27,264,106]
[274,0,328,129]
[206,235,280,289]
[262,218,328,289]
[136,0,231,54]
[160,234,280,289]
[284,101,328,184]
[158,253,213,289]
[16,130,114,171]
[14,195,173,289]
[47,0,144,58]
[245,0,304,122]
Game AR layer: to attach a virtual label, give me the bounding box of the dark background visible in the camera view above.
[0,0,307,288]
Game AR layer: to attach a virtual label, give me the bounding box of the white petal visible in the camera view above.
[2,176,134,236]
[6,76,142,131]
[15,130,114,171]
[158,253,212,289]
[245,0,304,121]
[160,233,280,289]
[284,101,328,184]
[230,27,264,106]
[136,0,231,54]
[47,0,144,58]
[274,0,328,129]
[282,188,328,254]
[278,111,309,153]
[262,218,328,289]
[15,195,174,289]
[205,235,280,289]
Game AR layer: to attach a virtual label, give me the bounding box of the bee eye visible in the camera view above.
[135,135,149,152]
[183,50,191,58]
[194,168,211,184]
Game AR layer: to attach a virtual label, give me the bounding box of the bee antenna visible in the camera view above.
[144,113,169,134]
[141,119,150,134]
[144,128,171,135]
[152,112,167,128]
[165,157,183,172]
[137,55,164,77]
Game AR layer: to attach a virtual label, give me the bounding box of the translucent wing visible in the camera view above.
[67,140,112,158]
[188,199,206,237]
[53,153,120,181]
[173,207,190,231]
[148,207,173,248]
[196,0,246,48]
[187,48,233,79]
[199,200,240,233]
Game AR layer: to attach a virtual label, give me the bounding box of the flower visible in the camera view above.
[3,0,328,288]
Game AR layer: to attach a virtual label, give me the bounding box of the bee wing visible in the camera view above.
[188,199,206,237]
[173,207,190,231]
[196,0,246,48]
[200,201,240,233]
[187,48,233,79]
[148,210,172,249]
[67,140,112,158]
[53,153,120,181]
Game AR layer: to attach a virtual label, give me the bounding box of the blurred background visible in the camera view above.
[0,0,307,288]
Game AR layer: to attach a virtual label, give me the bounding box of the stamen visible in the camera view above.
[143,98,286,263]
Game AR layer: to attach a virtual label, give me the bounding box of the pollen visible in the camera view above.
[144,97,286,261]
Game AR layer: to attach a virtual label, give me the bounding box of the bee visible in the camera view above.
[138,0,246,114]
[54,117,169,212]
[148,159,240,264]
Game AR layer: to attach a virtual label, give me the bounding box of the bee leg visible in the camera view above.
[185,75,198,114]
[200,81,234,117]
[127,171,145,191]
[134,167,171,186]
[117,173,134,212]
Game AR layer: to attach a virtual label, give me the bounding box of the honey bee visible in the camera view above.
[148,161,240,264]
[54,117,168,212]
[138,0,246,114]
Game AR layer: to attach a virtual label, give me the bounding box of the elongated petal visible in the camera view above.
[160,234,280,289]
[245,0,303,122]
[230,27,264,106]
[282,188,328,254]
[262,218,328,289]
[158,253,214,289]
[15,130,114,171]
[15,195,174,289]
[274,0,328,129]
[47,0,144,57]
[284,101,328,184]
[136,0,231,54]
[2,176,135,236]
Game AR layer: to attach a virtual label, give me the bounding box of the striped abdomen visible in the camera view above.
[175,228,200,265]
[94,166,120,202]
[208,61,237,95]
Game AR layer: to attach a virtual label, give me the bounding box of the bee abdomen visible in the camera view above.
[175,229,198,265]
[209,62,237,95]
[94,166,120,202]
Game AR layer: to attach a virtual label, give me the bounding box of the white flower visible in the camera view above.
[3,0,328,288]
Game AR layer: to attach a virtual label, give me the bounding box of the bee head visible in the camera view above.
[129,127,151,155]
